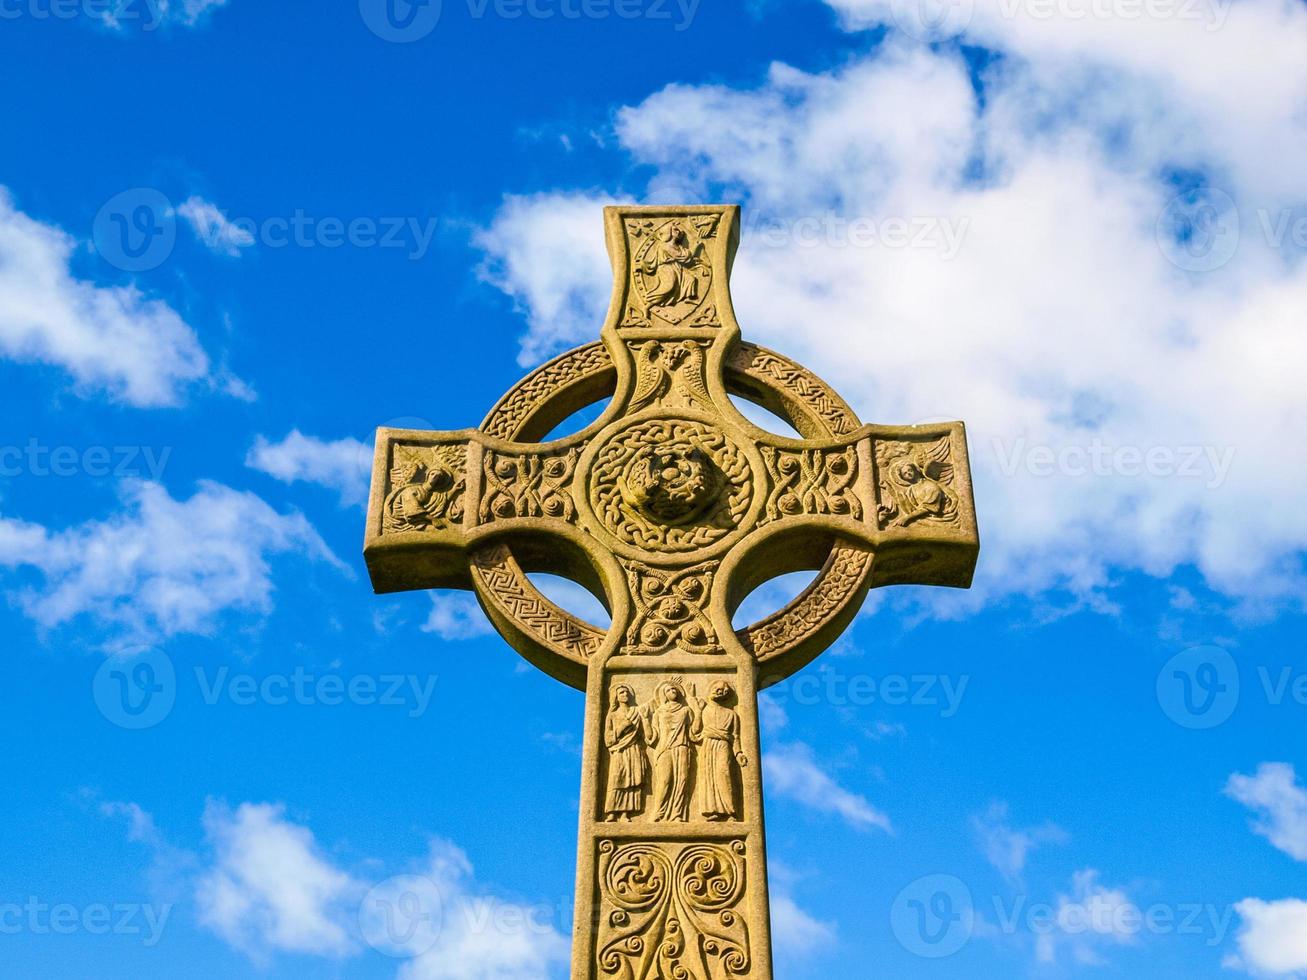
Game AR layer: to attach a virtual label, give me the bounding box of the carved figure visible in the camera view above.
[647,678,700,822]
[603,685,650,821]
[694,681,747,821]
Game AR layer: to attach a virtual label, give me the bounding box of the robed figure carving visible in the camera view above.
[647,679,700,822]
[694,681,747,821]
[603,685,650,822]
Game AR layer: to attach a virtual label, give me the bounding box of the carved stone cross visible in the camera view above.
[364,205,979,979]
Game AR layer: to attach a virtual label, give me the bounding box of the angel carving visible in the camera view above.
[876,439,958,528]
[629,220,712,324]
[384,452,464,531]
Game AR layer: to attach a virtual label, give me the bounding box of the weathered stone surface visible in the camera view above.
[364,204,980,979]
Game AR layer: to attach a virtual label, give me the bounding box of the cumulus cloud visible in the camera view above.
[396,839,571,980]
[1034,869,1140,966]
[177,195,255,257]
[422,592,495,640]
[474,12,1307,612]
[973,800,1067,882]
[1226,763,1307,863]
[246,430,372,506]
[0,480,342,642]
[0,188,210,406]
[768,862,836,958]
[762,741,891,832]
[196,801,360,959]
[1228,898,1307,976]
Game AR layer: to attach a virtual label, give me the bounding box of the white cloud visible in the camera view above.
[246,430,372,506]
[397,838,571,980]
[422,591,495,640]
[0,188,210,406]
[762,741,891,832]
[474,21,1307,611]
[98,0,229,29]
[972,800,1067,882]
[1035,869,1140,966]
[196,801,360,959]
[475,192,617,366]
[177,195,255,257]
[1228,898,1307,976]
[770,892,836,955]
[0,479,342,642]
[1227,763,1307,863]
[172,0,230,26]
[768,862,836,957]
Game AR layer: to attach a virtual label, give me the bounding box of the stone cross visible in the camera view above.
[364,205,979,979]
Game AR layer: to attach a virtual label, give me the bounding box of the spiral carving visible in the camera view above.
[597,840,750,979]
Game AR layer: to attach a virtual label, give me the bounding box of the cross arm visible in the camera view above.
[362,424,601,597]
[728,419,979,603]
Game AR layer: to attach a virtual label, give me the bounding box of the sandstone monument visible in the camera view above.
[365,205,979,979]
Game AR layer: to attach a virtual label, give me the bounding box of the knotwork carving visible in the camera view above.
[624,561,720,656]
[382,444,466,533]
[590,418,751,553]
[481,341,612,440]
[598,839,750,980]
[875,437,960,528]
[742,547,873,659]
[727,346,857,436]
[470,544,603,659]
[622,217,718,327]
[480,448,579,522]
[761,446,860,523]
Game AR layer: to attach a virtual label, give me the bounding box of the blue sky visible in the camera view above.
[2,0,1307,977]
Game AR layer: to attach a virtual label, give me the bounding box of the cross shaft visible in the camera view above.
[365,205,979,979]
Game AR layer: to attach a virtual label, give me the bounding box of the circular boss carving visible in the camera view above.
[473,342,874,680]
[589,417,751,553]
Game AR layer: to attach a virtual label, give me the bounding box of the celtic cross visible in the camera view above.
[364,205,979,979]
